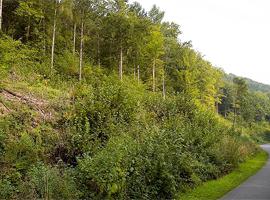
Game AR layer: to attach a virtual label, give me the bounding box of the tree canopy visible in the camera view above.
[1,0,270,199]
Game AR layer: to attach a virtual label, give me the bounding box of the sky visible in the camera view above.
[130,0,270,84]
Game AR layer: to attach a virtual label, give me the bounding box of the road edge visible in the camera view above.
[178,149,269,200]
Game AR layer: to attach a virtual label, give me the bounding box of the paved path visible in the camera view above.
[221,144,270,200]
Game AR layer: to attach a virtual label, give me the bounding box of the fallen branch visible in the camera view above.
[0,88,51,120]
[0,101,10,112]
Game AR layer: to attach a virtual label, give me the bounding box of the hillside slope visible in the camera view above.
[1,0,270,199]
[225,73,270,93]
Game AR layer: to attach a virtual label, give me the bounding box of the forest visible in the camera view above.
[1,0,270,199]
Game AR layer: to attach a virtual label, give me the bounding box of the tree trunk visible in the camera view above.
[26,16,31,41]
[42,1,46,55]
[162,71,166,100]
[73,23,76,55]
[0,0,2,31]
[43,19,46,56]
[79,20,84,81]
[51,6,57,72]
[152,59,156,92]
[137,65,140,83]
[134,65,136,79]
[97,33,101,67]
[233,107,236,129]
[119,46,123,81]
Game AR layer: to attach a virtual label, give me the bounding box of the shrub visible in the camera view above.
[0,179,15,199]
[20,163,81,199]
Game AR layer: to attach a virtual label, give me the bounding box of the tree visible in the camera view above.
[128,1,147,17]
[73,0,87,81]
[15,0,44,42]
[0,0,2,31]
[51,0,60,72]
[148,4,164,24]
[114,0,129,81]
[161,22,182,99]
[162,67,166,99]
[147,6,165,92]
[145,26,164,92]
[102,0,131,80]
[218,83,234,117]
[126,6,151,82]
[79,9,84,81]
[232,77,248,128]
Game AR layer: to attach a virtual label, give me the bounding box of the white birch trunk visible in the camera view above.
[51,6,57,71]
[43,19,46,55]
[119,46,123,81]
[137,65,140,83]
[79,20,84,81]
[0,0,2,31]
[73,23,76,55]
[134,65,136,79]
[152,59,156,92]
[97,33,101,67]
[26,17,31,41]
[162,71,166,100]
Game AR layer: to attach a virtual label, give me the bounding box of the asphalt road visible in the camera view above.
[221,144,270,200]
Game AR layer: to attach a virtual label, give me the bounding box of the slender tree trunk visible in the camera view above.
[97,33,101,67]
[233,107,236,129]
[119,45,123,81]
[162,71,166,100]
[79,20,84,81]
[26,17,31,41]
[73,23,76,55]
[134,65,136,79]
[137,65,140,83]
[0,0,2,31]
[152,59,156,92]
[109,39,112,66]
[51,6,57,72]
[42,1,45,55]
[43,19,46,56]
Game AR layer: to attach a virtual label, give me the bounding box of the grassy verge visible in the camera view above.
[179,150,268,200]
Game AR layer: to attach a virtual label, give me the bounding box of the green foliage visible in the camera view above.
[24,163,80,199]
[0,179,15,199]
[226,73,270,93]
[180,150,268,200]
[76,104,255,199]
[0,0,269,199]
[63,77,144,154]
[0,35,39,80]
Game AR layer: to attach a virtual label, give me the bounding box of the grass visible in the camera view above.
[179,150,269,200]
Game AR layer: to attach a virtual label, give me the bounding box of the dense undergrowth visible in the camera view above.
[1,2,270,197]
[0,76,259,199]
[180,150,268,200]
[0,37,260,199]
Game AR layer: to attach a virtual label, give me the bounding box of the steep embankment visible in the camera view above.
[0,80,69,119]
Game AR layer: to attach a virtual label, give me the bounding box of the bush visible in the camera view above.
[76,105,252,199]
[0,35,39,79]
[18,163,81,199]
[62,77,145,157]
[0,179,15,199]
[0,66,259,199]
